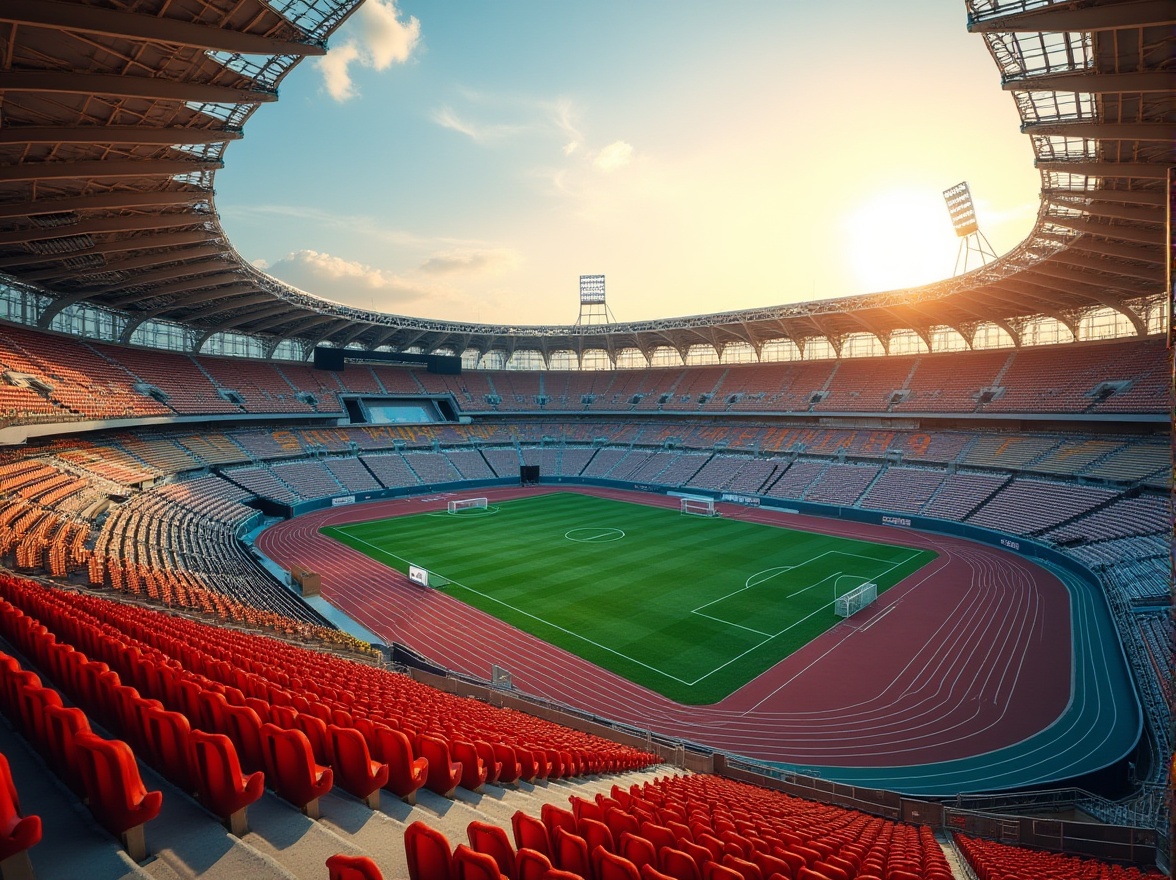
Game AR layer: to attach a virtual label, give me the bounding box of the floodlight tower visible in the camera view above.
[943,181,998,275]
[575,274,615,325]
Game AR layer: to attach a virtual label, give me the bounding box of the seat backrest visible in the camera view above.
[512,810,550,858]
[595,849,642,880]
[553,827,591,878]
[144,705,194,791]
[44,704,90,790]
[325,853,385,880]
[541,803,577,839]
[514,848,552,880]
[467,820,515,880]
[222,703,264,771]
[453,844,504,880]
[404,821,454,880]
[660,847,702,880]
[619,833,657,871]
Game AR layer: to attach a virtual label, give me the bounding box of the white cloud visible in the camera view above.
[551,99,582,156]
[419,248,521,276]
[430,107,526,144]
[316,0,420,101]
[262,250,429,306]
[593,140,634,173]
[318,42,362,101]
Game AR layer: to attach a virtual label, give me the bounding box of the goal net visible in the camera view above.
[835,582,878,618]
[680,496,717,517]
[448,497,488,514]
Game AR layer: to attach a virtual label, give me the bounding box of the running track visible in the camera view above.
[257,486,1140,796]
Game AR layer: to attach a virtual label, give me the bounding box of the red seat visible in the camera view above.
[641,867,679,880]
[0,752,41,865]
[579,817,615,856]
[144,706,195,793]
[454,843,507,880]
[542,804,578,841]
[468,820,516,880]
[44,704,91,793]
[260,723,333,817]
[405,820,455,880]
[293,713,333,767]
[329,725,389,808]
[326,853,385,880]
[195,689,231,736]
[74,732,163,861]
[370,725,427,803]
[594,849,641,880]
[515,847,553,880]
[512,810,551,858]
[660,847,702,880]
[491,742,522,785]
[416,735,462,797]
[572,797,604,823]
[222,703,265,773]
[619,833,657,872]
[553,827,592,879]
[605,809,640,841]
[704,864,744,880]
[190,730,264,835]
[451,740,488,792]
[473,741,503,786]
[15,684,62,755]
[720,855,762,880]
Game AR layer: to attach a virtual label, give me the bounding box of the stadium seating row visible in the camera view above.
[1,324,1167,427]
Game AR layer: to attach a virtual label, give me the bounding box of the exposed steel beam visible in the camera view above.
[131,271,245,298]
[1045,214,1165,246]
[0,71,277,104]
[1050,252,1163,283]
[1003,70,1173,93]
[1022,121,1176,141]
[1035,160,1170,181]
[1026,261,1156,295]
[0,190,209,219]
[0,213,207,246]
[1045,188,1166,208]
[20,245,223,283]
[1044,235,1163,263]
[0,0,326,56]
[0,229,215,268]
[1047,197,1162,224]
[0,158,222,183]
[969,0,1174,33]
[101,260,238,298]
[0,125,242,146]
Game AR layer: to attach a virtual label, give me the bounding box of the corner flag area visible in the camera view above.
[321,492,936,704]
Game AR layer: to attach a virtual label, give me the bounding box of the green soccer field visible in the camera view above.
[321,492,937,704]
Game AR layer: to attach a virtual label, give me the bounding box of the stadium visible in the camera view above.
[0,0,1170,879]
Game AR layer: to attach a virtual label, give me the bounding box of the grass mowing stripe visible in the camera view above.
[322,492,937,704]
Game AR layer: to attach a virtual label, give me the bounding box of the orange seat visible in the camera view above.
[190,730,264,834]
[405,820,455,880]
[326,853,385,880]
[260,723,332,817]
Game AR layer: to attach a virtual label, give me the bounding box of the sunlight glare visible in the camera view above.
[844,190,960,293]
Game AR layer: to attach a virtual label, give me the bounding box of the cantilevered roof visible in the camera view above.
[0,0,1171,361]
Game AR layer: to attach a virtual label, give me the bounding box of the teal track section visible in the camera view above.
[763,562,1142,796]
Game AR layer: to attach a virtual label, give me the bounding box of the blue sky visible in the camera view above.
[216,1,1040,325]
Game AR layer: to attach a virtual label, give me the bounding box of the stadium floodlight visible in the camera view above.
[576,274,616,326]
[943,181,998,276]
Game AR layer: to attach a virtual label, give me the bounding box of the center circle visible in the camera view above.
[564,527,626,544]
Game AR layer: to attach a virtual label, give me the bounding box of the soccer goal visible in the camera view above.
[835,582,878,618]
[448,497,488,514]
[680,496,718,517]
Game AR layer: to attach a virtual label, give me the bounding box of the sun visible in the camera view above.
[844,189,961,293]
